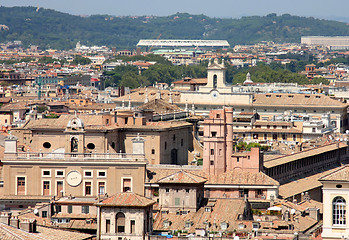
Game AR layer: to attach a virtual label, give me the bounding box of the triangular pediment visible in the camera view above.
[157,170,206,184]
[207,62,225,70]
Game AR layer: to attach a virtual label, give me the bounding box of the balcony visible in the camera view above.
[4,152,146,162]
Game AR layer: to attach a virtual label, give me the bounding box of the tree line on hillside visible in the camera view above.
[2,7,349,49]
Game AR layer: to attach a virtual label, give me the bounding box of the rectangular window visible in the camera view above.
[130,220,135,234]
[175,198,180,206]
[57,181,63,197]
[282,134,286,140]
[68,205,73,214]
[239,189,249,198]
[211,132,217,137]
[123,178,131,192]
[151,149,155,154]
[84,171,92,178]
[42,170,51,177]
[42,211,47,218]
[98,182,105,195]
[165,188,169,193]
[85,182,92,196]
[210,149,214,155]
[56,205,61,213]
[82,206,89,214]
[181,139,183,146]
[106,219,111,233]
[43,181,50,196]
[56,170,64,177]
[17,177,25,195]
[98,171,106,178]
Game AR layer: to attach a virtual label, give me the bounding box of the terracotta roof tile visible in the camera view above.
[98,192,155,207]
[0,223,93,240]
[157,170,206,184]
[253,93,347,108]
[320,165,349,182]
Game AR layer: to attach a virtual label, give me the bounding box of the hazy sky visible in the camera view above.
[2,0,349,21]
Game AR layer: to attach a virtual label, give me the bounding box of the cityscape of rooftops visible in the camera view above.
[0,1,349,239]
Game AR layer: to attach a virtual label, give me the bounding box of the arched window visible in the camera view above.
[333,196,346,225]
[71,137,78,152]
[213,74,217,89]
[116,212,125,233]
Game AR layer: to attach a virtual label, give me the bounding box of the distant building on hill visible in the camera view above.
[301,36,349,50]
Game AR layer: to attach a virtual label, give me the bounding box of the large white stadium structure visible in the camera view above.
[137,39,230,48]
[301,36,349,50]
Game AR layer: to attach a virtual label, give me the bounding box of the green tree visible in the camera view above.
[38,56,55,64]
[72,55,91,65]
[119,72,140,88]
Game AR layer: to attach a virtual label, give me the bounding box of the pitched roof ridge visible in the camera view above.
[319,165,348,181]
[181,170,203,183]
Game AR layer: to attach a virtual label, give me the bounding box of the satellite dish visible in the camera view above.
[33,209,39,215]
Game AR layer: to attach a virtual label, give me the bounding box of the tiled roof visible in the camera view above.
[172,78,207,85]
[280,200,323,214]
[54,219,97,230]
[153,199,246,233]
[254,121,293,126]
[67,103,116,111]
[0,102,28,111]
[157,170,206,184]
[98,192,156,207]
[114,88,181,103]
[253,93,347,108]
[20,115,111,130]
[0,223,93,240]
[319,165,349,182]
[264,142,347,168]
[279,166,343,198]
[137,98,182,113]
[146,167,279,186]
[204,170,279,186]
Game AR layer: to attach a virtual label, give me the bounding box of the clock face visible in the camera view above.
[66,170,82,187]
[211,90,219,99]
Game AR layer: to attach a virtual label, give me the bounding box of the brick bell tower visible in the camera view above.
[203,107,233,175]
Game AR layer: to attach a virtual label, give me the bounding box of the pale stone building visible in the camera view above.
[96,192,155,240]
[320,165,349,239]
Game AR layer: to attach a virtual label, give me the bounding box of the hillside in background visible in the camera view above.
[1,7,349,49]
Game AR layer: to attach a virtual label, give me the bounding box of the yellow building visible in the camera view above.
[320,165,349,239]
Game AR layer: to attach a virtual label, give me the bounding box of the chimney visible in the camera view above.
[10,216,19,228]
[132,133,145,155]
[308,208,320,221]
[4,134,18,153]
[19,219,37,233]
[0,212,11,225]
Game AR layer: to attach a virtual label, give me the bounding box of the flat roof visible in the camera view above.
[137,39,230,48]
